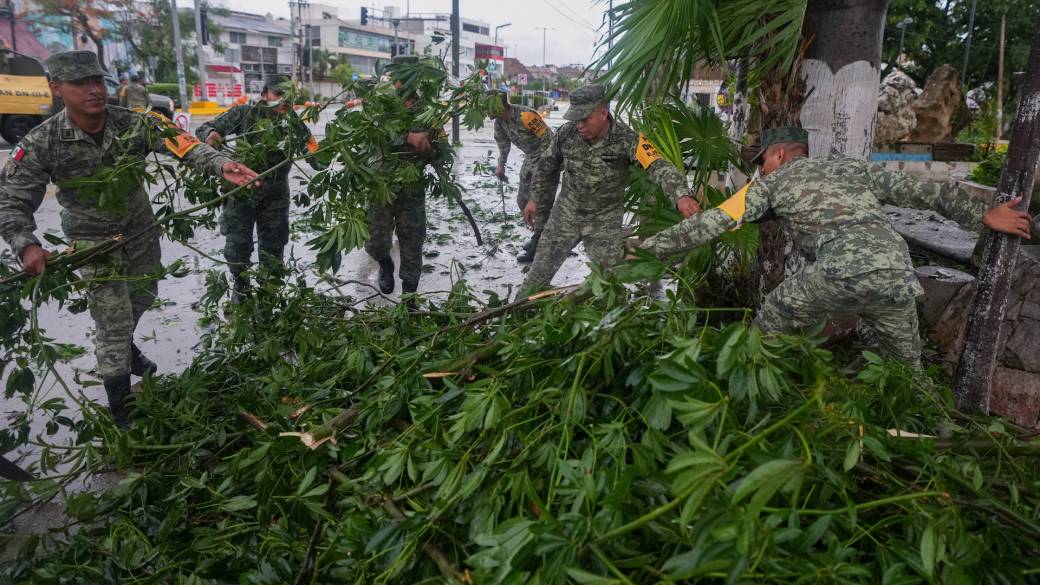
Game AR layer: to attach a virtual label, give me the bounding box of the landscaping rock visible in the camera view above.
[875,70,919,145]
[915,266,974,326]
[908,64,962,143]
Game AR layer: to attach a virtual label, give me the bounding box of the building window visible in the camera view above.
[480,27,489,35]
[229,31,247,44]
[462,23,479,34]
[268,36,283,47]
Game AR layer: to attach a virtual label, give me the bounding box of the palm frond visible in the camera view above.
[592,0,808,113]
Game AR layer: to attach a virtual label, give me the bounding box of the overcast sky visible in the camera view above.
[216,0,610,66]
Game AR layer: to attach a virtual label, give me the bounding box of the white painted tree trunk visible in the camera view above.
[800,59,880,159]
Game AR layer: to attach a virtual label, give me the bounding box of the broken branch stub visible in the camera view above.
[953,14,1040,413]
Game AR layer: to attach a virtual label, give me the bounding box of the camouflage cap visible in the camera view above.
[564,84,607,121]
[753,126,809,164]
[46,50,107,82]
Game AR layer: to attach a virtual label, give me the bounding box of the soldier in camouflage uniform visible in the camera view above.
[197,83,321,301]
[521,84,700,291]
[0,51,260,426]
[490,91,558,263]
[635,127,1032,366]
[366,55,448,298]
[119,75,151,111]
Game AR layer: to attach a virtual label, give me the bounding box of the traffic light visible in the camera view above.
[360,7,368,26]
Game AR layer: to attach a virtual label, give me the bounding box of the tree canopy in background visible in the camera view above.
[883,0,1040,101]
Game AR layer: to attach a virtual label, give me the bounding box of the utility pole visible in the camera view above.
[952,14,1040,413]
[494,23,511,83]
[960,0,978,87]
[451,0,460,143]
[194,0,207,98]
[171,0,189,112]
[996,11,1007,142]
[537,27,552,95]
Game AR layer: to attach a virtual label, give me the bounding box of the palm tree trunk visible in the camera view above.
[800,0,888,158]
[755,0,888,301]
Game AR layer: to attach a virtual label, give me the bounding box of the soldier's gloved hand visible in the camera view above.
[495,164,507,180]
[676,196,700,219]
[20,244,51,276]
[222,162,262,189]
[205,131,223,147]
[984,196,1033,239]
[523,201,537,227]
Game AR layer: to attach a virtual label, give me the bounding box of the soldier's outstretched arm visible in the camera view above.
[494,119,511,171]
[865,163,988,231]
[195,105,249,143]
[529,132,563,207]
[631,133,698,217]
[638,180,771,258]
[0,145,48,260]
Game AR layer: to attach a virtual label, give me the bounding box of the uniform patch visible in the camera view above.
[635,134,663,169]
[520,111,548,138]
[10,145,26,162]
[145,110,201,158]
[717,182,751,222]
[164,133,201,159]
[306,135,320,154]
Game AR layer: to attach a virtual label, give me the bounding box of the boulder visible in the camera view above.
[884,205,979,262]
[915,266,974,327]
[990,367,1040,428]
[874,70,919,145]
[932,247,1040,376]
[908,64,962,143]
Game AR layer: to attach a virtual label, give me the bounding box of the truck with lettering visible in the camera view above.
[0,49,54,144]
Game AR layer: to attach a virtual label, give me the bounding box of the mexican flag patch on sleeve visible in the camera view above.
[10,145,26,162]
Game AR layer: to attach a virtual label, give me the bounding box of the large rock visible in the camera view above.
[991,367,1040,428]
[933,246,1040,374]
[915,266,974,327]
[908,64,962,143]
[884,205,979,262]
[874,70,919,145]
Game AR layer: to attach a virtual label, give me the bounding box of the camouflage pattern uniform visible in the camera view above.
[120,81,151,111]
[640,144,990,366]
[522,85,694,291]
[364,128,448,292]
[0,53,232,379]
[493,102,557,226]
[196,103,318,291]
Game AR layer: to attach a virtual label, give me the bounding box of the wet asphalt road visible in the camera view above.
[0,106,589,484]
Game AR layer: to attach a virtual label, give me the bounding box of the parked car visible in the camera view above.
[103,77,176,120]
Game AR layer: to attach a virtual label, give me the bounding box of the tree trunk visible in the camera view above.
[953,14,1040,414]
[755,0,889,301]
[800,0,888,158]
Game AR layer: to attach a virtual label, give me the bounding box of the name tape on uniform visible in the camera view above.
[520,111,548,138]
[635,134,663,169]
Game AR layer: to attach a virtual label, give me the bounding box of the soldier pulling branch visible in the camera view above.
[521,84,700,292]
[631,126,1032,367]
[0,51,261,426]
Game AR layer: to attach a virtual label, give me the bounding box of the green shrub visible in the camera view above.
[968,150,1005,187]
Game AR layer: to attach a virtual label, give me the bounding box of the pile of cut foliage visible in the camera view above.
[3,267,1040,584]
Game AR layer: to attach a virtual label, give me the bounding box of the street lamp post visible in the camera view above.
[494,23,511,81]
[896,16,913,64]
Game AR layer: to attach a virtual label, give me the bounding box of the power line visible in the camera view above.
[541,0,595,31]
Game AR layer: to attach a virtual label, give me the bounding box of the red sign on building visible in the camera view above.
[475,43,504,61]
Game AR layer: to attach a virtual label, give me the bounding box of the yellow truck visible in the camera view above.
[0,49,54,144]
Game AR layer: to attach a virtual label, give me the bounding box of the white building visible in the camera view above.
[397,9,498,74]
[205,10,295,94]
[301,3,412,79]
